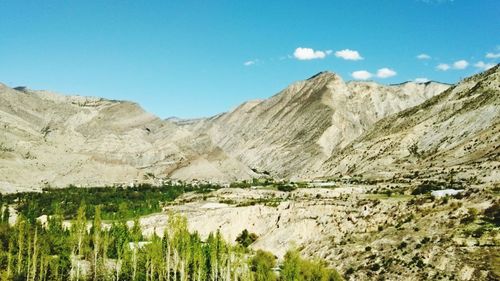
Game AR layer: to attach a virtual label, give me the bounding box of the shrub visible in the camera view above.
[282,248,343,281]
[398,241,408,249]
[236,229,258,247]
[411,183,436,195]
[460,208,478,224]
[484,201,499,226]
[276,184,297,192]
[0,143,14,152]
[369,263,380,272]
[250,250,276,281]
[408,143,419,157]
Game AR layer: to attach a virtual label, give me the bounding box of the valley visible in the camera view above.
[1,66,499,280]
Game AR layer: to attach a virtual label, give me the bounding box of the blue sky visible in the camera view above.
[0,0,499,118]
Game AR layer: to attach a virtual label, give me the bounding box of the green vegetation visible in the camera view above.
[0,183,220,221]
[236,197,283,208]
[229,179,306,192]
[281,248,343,281]
[251,250,277,281]
[0,143,14,153]
[484,200,499,226]
[411,180,464,195]
[0,185,341,280]
[276,184,297,192]
[236,229,258,247]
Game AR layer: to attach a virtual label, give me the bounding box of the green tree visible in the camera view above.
[250,250,276,281]
[16,215,27,277]
[131,218,142,281]
[281,249,301,281]
[91,205,103,281]
[71,202,87,281]
[1,204,9,224]
[236,229,258,247]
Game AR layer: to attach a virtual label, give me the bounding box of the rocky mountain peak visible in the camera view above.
[307,71,338,80]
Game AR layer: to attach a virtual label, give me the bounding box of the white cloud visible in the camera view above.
[486,52,500,59]
[293,47,327,60]
[335,49,363,61]
[452,60,469,69]
[376,68,397,78]
[415,78,430,83]
[436,63,450,71]
[417,54,431,60]
[243,60,256,66]
[351,70,372,80]
[474,61,496,71]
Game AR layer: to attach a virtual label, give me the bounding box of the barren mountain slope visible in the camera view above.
[0,85,253,192]
[188,72,449,178]
[319,65,500,183]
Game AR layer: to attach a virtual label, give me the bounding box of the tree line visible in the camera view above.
[0,183,219,222]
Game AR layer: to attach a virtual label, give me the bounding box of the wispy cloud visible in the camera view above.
[417,53,431,60]
[436,60,468,71]
[376,68,397,78]
[351,70,372,80]
[293,47,327,60]
[335,49,363,61]
[452,60,469,69]
[486,52,500,59]
[474,61,496,71]
[243,60,256,66]
[351,67,397,80]
[436,63,450,71]
[415,78,430,83]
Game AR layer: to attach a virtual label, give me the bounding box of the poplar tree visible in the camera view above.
[16,216,26,276]
[71,202,87,281]
[92,206,102,281]
[131,218,142,281]
[32,227,39,281]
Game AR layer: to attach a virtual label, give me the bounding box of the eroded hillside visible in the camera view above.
[187,72,449,179]
[0,84,254,192]
[319,65,500,184]
[3,66,500,192]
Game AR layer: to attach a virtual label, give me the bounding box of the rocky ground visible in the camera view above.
[134,183,499,281]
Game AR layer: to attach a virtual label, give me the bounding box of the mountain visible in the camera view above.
[319,65,500,184]
[4,66,500,192]
[0,84,253,192]
[188,72,449,179]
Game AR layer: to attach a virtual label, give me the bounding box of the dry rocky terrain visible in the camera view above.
[132,183,499,281]
[1,65,499,280]
[0,69,453,191]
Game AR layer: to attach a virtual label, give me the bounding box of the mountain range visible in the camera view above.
[0,66,498,192]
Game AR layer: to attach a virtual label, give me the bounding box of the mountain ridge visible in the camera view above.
[2,67,499,192]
